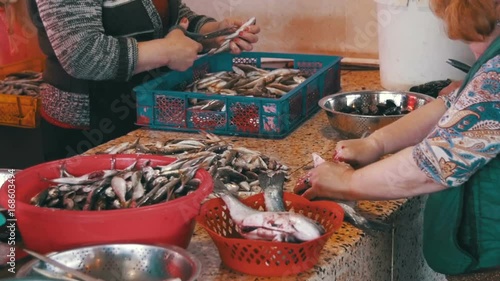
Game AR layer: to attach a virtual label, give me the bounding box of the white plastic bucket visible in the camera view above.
[376,0,475,90]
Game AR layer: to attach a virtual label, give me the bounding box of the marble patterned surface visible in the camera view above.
[82,70,440,280]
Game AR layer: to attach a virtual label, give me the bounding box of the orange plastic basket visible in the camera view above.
[196,192,344,277]
[0,58,44,128]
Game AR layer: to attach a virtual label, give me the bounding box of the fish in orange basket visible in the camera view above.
[214,177,325,243]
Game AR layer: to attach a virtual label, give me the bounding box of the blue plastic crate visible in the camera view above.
[134,52,342,138]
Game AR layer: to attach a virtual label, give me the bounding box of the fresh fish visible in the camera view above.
[31,159,199,210]
[111,176,127,205]
[214,178,325,243]
[258,172,286,212]
[0,71,43,96]
[95,131,291,197]
[175,165,201,194]
[216,166,248,182]
[238,181,251,192]
[131,181,145,201]
[310,153,392,235]
[184,64,310,102]
[102,141,130,154]
[46,170,118,185]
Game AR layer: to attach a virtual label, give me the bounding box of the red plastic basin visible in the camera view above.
[0,154,213,254]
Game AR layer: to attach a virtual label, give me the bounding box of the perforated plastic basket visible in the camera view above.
[196,192,344,277]
[134,52,342,138]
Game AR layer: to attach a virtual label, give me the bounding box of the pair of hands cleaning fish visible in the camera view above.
[215,153,392,243]
[171,17,257,57]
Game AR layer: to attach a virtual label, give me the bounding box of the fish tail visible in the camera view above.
[258,172,285,190]
[258,173,271,190]
[213,177,232,195]
[269,172,285,188]
[363,219,393,233]
[338,202,392,235]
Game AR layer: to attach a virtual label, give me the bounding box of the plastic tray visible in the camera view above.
[134,52,342,138]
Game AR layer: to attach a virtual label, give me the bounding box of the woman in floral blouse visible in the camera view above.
[295,0,499,279]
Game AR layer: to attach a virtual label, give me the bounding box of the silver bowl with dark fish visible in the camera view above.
[319,90,434,138]
[16,243,200,281]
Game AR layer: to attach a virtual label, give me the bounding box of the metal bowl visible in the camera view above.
[319,90,434,138]
[16,244,202,281]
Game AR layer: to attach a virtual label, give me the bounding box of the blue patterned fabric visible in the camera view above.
[414,55,500,187]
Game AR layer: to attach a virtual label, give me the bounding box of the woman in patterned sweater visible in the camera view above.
[27,0,260,160]
[295,0,499,279]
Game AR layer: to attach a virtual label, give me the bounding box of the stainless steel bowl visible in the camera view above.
[319,90,434,138]
[17,244,202,281]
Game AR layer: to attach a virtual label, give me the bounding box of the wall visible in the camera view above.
[183,0,380,59]
[0,0,42,66]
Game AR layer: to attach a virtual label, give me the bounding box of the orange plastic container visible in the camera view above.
[197,192,344,277]
[0,154,213,254]
[0,58,44,128]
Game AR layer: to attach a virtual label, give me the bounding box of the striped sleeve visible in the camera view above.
[178,1,216,32]
[35,0,137,81]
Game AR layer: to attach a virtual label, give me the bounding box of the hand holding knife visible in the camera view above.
[170,17,257,57]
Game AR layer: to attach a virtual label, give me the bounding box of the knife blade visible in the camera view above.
[446,58,471,73]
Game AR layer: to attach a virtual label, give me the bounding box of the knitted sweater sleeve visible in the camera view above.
[178,2,217,33]
[35,0,138,81]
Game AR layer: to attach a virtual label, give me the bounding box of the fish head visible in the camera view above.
[289,215,325,241]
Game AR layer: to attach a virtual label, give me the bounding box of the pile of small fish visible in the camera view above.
[30,160,201,210]
[214,173,325,243]
[0,71,42,96]
[98,132,290,195]
[184,64,310,105]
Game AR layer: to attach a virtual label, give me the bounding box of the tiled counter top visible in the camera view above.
[83,70,445,281]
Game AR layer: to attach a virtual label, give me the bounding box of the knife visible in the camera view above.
[446,58,471,73]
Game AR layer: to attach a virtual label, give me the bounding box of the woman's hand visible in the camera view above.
[162,19,203,71]
[333,136,384,168]
[200,18,260,54]
[294,161,355,201]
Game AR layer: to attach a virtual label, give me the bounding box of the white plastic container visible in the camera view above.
[376,0,475,90]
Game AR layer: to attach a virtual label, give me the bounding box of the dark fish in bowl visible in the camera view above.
[338,97,405,116]
[319,90,435,138]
